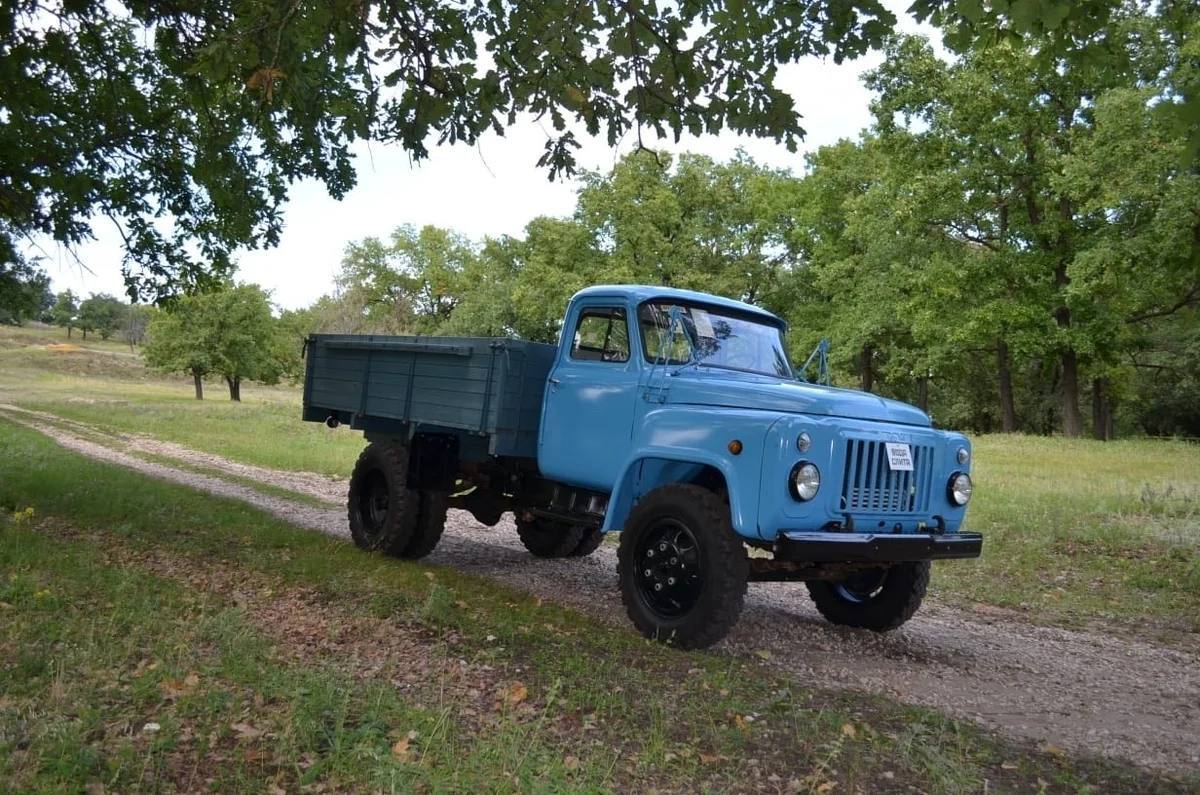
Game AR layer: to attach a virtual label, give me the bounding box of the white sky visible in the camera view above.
[31,2,935,311]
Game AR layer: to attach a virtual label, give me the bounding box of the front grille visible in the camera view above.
[839,438,935,514]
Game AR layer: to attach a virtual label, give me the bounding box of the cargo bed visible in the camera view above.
[302,334,556,458]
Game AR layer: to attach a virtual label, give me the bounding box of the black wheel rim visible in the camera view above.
[634,518,703,619]
[358,470,390,540]
[833,568,888,604]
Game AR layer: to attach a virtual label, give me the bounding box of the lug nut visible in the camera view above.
[647,549,654,558]
[654,583,663,591]
[644,569,651,577]
[670,557,677,564]
[660,543,667,551]
[667,577,676,585]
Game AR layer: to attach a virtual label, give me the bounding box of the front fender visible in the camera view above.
[602,407,781,540]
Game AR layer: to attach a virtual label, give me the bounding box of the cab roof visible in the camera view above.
[570,284,786,329]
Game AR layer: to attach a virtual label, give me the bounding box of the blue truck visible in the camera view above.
[302,285,981,648]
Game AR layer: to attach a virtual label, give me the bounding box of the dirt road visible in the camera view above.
[4,404,1198,775]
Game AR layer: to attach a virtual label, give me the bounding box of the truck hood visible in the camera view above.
[663,368,932,427]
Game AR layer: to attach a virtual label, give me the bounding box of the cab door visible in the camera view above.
[538,302,639,491]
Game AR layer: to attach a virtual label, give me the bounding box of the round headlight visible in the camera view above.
[790,462,821,501]
[796,432,812,453]
[948,472,972,506]
[956,447,970,466]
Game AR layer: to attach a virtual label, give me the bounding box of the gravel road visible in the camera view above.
[4,404,1198,775]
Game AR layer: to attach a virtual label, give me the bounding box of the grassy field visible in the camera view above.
[2,323,1198,635]
[1,418,1185,793]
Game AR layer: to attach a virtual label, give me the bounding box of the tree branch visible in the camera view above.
[1126,283,1200,324]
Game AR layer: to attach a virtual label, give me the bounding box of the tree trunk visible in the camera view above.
[1060,349,1083,437]
[192,370,204,400]
[67,326,72,339]
[81,328,87,340]
[916,375,929,413]
[227,376,241,401]
[1092,377,1114,441]
[860,345,874,393]
[996,340,1017,433]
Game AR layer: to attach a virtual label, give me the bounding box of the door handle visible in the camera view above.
[548,377,561,386]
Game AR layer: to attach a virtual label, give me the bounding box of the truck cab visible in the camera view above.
[302,284,981,649]
[540,286,975,541]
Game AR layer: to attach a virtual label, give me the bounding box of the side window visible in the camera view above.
[571,307,630,363]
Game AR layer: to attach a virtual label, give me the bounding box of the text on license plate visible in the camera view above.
[885,442,913,471]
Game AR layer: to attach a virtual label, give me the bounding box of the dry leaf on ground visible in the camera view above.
[231,722,262,741]
[504,682,528,706]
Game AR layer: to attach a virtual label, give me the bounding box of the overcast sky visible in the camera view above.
[33,2,935,311]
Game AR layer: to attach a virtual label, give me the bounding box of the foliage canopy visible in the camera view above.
[4,0,1162,298]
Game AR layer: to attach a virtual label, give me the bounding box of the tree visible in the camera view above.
[143,297,214,400]
[51,290,79,337]
[1,0,910,300]
[205,286,294,400]
[77,294,125,340]
[334,224,477,334]
[123,304,158,350]
[859,14,1191,437]
[144,285,292,401]
[574,150,797,302]
[0,260,52,325]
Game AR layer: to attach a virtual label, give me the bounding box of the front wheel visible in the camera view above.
[617,484,748,649]
[805,561,930,631]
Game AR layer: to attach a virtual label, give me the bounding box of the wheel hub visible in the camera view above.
[634,519,702,618]
[360,470,390,537]
[833,568,888,604]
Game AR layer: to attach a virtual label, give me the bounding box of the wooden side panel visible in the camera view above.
[302,335,557,459]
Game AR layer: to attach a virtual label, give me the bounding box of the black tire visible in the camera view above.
[515,516,584,558]
[401,490,450,559]
[569,527,605,557]
[347,442,418,556]
[805,561,930,631]
[617,484,748,649]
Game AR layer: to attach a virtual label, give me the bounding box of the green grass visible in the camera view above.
[0,324,362,477]
[2,326,1199,632]
[933,434,1200,632]
[2,419,1187,793]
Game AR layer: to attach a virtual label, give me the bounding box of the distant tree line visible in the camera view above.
[3,267,299,401]
[1,268,159,350]
[0,261,52,325]
[292,8,1198,439]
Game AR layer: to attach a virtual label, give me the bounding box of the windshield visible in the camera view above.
[637,302,793,378]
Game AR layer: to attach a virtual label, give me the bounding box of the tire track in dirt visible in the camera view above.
[4,405,1198,775]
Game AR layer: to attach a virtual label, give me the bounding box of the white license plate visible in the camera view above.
[885,442,913,471]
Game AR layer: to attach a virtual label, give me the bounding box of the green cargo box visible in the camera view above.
[302,334,557,459]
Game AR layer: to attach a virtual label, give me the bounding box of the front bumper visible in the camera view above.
[773,531,983,563]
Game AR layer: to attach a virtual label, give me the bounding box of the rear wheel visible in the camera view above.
[805,561,930,631]
[617,484,747,649]
[402,490,449,559]
[515,516,584,558]
[347,442,418,556]
[569,527,605,557]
